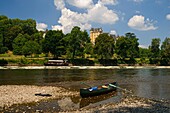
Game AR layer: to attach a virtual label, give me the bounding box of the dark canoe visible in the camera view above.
[80,82,117,98]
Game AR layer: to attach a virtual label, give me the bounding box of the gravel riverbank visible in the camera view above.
[0,85,78,108]
[0,85,169,113]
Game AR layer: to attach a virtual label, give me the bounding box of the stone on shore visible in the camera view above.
[0,85,78,108]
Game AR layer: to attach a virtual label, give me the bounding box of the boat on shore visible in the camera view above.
[44,60,68,66]
[80,82,117,98]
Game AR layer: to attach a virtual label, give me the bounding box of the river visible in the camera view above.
[0,68,170,100]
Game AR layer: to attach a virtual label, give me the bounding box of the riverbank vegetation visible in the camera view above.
[1,15,170,66]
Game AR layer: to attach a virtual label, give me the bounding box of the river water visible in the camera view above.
[0,68,170,100]
[0,68,170,111]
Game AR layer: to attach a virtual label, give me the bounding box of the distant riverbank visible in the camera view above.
[1,65,170,69]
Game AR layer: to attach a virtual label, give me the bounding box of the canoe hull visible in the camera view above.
[80,82,117,98]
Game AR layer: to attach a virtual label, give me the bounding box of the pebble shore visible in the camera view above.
[0,85,78,108]
[78,95,170,113]
[0,85,169,113]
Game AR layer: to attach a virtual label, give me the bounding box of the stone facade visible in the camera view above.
[90,28,103,44]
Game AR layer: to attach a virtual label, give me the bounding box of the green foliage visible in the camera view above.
[98,59,117,66]
[149,38,160,58]
[161,37,170,58]
[139,47,150,58]
[13,33,28,55]
[0,15,38,51]
[149,58,160,65]
[0,59,8,66]
[1,15,170,66]
[94,33,114,59]
[116,33,139,59]
[68,59,94,66]
[160,58,170,66]
[64,26,90,59]
[42,30,65,58]
[22,41,41,57]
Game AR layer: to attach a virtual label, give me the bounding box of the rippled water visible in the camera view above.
[0,68,170,100]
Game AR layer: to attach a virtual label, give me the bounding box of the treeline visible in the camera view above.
[0,15,170,65]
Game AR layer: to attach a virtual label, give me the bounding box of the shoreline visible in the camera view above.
[1,65,170,69]
[0,85,169,112]
[0,85,78,108]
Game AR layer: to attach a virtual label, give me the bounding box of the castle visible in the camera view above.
[90,28,103,45]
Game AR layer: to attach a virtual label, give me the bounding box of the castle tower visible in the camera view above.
[90,28,103,45]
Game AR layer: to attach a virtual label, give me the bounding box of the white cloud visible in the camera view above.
[98,0,118,5]
[166,14,170,20]
[52,8,91,33]
[36,22,48,31]
[128,15,158,31]
[54,0,65,10]
[66,0,94,9]
[110,30,117,35]
[53,0,119,34]
[88,3,119,24]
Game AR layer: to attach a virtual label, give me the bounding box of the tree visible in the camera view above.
[22,41,41,57]
[139,47,150,58]
[149,38,160,58]
[161,38,170,58]
[115,36,128,59]
[5,25,22,50]
[116,33,139,59]
[94,33,115,59]
[125,33,139,59]
[64,26,90,59]
[42,30,65,58]
[13,33,28,55]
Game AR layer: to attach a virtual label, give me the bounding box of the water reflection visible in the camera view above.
[0,69,170,100]
[2,91,121,112]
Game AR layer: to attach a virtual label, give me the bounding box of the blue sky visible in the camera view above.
[0,0,170,48]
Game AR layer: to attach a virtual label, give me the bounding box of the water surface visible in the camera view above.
[0,68,170,100]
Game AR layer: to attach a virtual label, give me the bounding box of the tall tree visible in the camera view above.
[12,33,28,55]
[42,30,65,58]
[64,26,90,59]
[139,47,150,58]
[161,37,170,58]
[94,33,115,59]
[22,40,41,57]
[149,38,160,58]
[116,33,139,59]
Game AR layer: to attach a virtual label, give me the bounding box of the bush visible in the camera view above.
[98,59,118,66]
[0,47,8,54]
[160,58,170,66]
[0,59,8,66]
[149,58,160,65]
[69,59,94,66]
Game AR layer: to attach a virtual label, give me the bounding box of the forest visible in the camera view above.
[0,15,170,66]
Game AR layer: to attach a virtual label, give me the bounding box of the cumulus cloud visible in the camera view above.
[88,3,119,24]
[98,0,118,5]
[66,0,94,9]
[54,0,65,10]
[166,14,170,20]
[36,22,48,31]
[128,15,158,31]
[52,8,91,33]
[53,0,119,34]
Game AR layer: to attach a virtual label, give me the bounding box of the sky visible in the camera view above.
[0,0,170,48]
